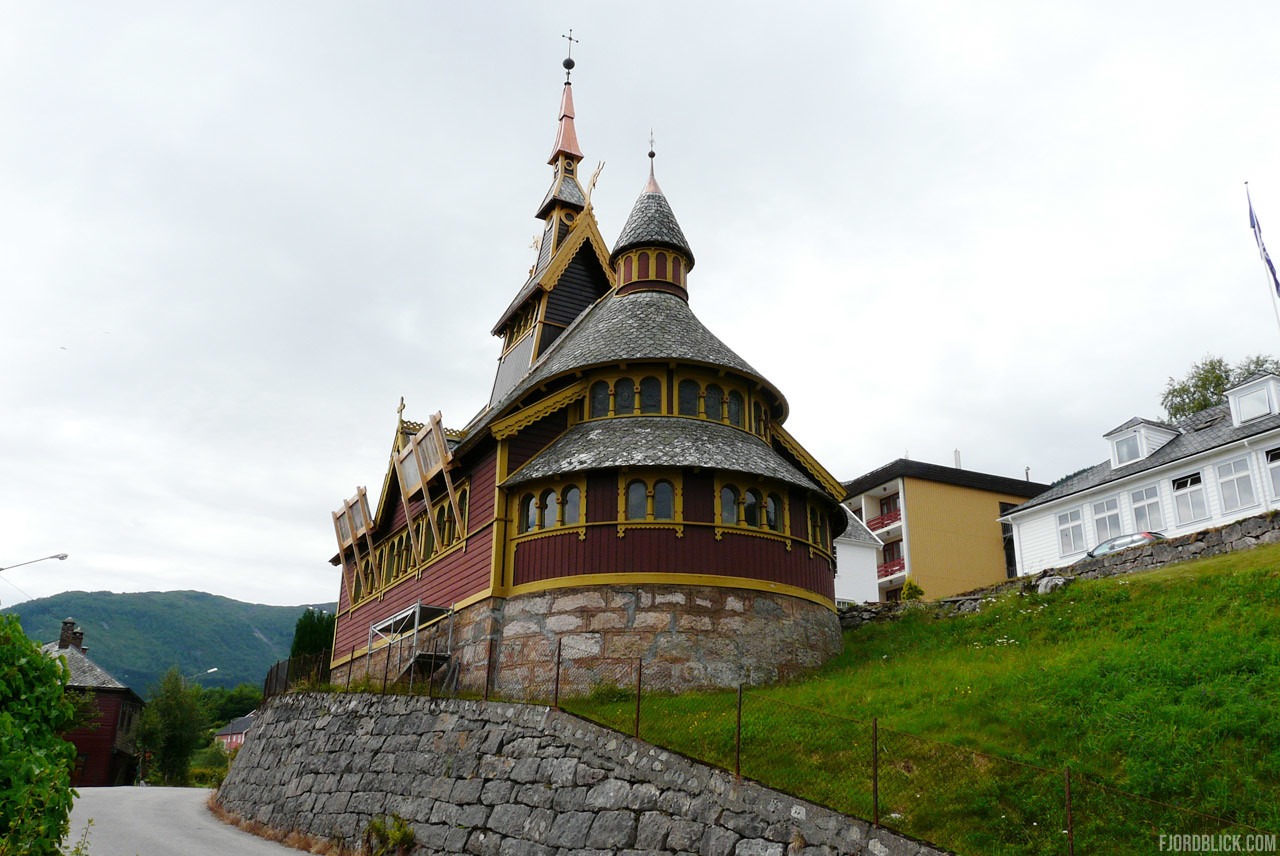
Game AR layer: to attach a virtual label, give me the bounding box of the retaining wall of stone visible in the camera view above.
[217,693,946,856]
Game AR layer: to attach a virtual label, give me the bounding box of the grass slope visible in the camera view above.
[567,545,1280,855]
[4,590,335,694]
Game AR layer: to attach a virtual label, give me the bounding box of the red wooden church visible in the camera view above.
[329,56,849,696]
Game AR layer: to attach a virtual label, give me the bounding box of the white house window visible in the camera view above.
[1131,485,1164,532]
[1057,509,1085,555]
[1216,457,1256,512]
[1268,448,1280,498]
[1092,497,1122,542]
[1172,473,1209,525]
[1238,387,1271,422]
[1115,435,1140,465]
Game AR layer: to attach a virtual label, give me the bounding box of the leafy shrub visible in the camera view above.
[901,579,925,601]
[362,814,414,856]
[0,615,78,856]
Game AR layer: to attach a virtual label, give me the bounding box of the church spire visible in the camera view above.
[535,52,587,222]
[610,144,694,300]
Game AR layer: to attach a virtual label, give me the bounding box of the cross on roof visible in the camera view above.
[562,29,578,58]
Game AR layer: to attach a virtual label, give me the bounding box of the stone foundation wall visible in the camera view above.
[333,585,842,700]
[217,692,946,856]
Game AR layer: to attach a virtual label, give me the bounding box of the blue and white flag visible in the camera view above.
[1248,188,1280,298]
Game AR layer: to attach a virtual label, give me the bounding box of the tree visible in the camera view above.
[290,608,335,658]
[135,668,209,786]
[1162,354,1280,421]
[199,683,262,726]
[0,615,77,856]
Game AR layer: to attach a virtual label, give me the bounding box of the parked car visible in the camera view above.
[1079,531,1166,562]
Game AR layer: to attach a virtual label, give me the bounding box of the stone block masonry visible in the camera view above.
[217,693,949,856]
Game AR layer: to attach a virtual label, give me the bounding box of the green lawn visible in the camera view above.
[563,546,1280,855]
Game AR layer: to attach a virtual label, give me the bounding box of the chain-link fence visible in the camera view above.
[272,643,1276,855]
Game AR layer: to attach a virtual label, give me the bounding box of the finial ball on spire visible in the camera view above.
[563,57,575,71]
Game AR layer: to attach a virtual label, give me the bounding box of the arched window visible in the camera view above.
[352,563,364,602]
[562,486,581,525]
[638,252,650,279]
[614,377,635,415]
[456,489,468,529]
[706,385,724,422]
[623,255,633,283]
[721,485,740,525]
[653,480,675,519]
[744,489,762,527]
[626,480,648,520]
[540,488,558,529]
[672,256,683,284]
[678,379,700,416]
[590,381,611,418]
[753,402,764,435]
[639,377,661,414]
[656,252,668,279]
[519,494,536,533]
[727,391,744,427]
[420,516,435,556]
[438,504,453,546]
[766,493,783,532]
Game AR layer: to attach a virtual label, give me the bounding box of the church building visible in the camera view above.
[329,56,849,696]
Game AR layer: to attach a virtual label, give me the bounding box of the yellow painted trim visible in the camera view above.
[490,380,588,440]
[772,423,847,500]
[504,573,835,611]
[617,470,685,535]
[538,209,616,291]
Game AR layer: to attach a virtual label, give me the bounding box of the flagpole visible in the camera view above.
[1245,182,1280,339]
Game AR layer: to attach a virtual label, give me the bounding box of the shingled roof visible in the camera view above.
[843,459,1048,501]
[610,181,694,266]
[505,416,819,491]
[1009,401,1280,515]
[41,641,132,693]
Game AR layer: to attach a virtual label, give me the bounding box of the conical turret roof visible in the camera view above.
[611,160,694,267]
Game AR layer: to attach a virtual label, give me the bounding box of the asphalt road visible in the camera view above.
[67,787,301,856]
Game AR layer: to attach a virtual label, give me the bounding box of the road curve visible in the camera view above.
[67,786,301,856]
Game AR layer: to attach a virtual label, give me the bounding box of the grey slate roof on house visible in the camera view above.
[41,642,129,692]
[505,416,820,491]
[1009,401,1280,515]
[842,459,1049,501]
[839,506,881,545]
[216,712,256,737]
[611,188,694,265]
[1104,416,1177,436]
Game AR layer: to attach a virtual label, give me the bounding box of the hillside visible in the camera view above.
[3,590,335,694]
[569,545,1280,855]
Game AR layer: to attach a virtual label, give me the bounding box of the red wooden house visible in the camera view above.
[42,618,143,787]
[329,57,849,697]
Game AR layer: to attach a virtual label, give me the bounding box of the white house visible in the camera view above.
[1003,374,1280,575]
[833,506,882,605]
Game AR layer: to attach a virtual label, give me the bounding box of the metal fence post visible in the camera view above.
[553,639,562,710]
[1065,765,1075,856]
[872,717,880,827]
[735,684,743,780]
[381,645,390,693]
[634,657,643,739]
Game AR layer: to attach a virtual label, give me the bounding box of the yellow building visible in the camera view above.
[843,459,1048,601]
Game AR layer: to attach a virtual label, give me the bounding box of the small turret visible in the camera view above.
[610,148,694,300]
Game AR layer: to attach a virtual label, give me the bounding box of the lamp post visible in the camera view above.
[0,553,69,571]
[182,667,218,687]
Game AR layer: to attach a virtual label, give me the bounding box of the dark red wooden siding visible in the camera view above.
[332,450,498,655]
[507,409,570,474]
[64,691,127,787]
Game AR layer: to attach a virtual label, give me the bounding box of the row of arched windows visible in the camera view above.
[625,478,676,521]
[518,484,582,533]
[618,249,686,288]
[583,376,771,440]
[589,377,662,419]
[720,485,785,532]
[348,490,468,605]
[678,380,746,427]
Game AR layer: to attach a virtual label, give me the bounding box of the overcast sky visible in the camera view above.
[4,2,1280,608]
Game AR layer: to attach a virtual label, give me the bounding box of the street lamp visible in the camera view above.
[182,667,218,687]
[0,553,69,571]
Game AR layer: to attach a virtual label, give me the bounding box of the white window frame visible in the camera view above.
[1114,434,1140,466]
[1237,387,1271,423]
[1172,472,1209,526]
[1130,485,1164,532]
[1057,508,1085,556]
[1267,448,1280,500]
[1216,456,1257,513]
[1091,496,1123,543]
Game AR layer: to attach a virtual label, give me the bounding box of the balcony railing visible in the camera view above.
[866,509,902,531]
[877,557,906,579]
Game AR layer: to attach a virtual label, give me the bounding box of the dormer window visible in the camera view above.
[1115,435,1140,465]
[1238,387,1271,422]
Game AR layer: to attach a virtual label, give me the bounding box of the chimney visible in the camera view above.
[70,629,86,652]
[954,449,962,469]
[59,618,77,649]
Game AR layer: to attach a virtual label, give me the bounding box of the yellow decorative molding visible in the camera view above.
[771,423,847,500]
[538,211,616,291]
[490,381,588,440]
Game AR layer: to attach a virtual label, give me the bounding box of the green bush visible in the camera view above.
[363,814,414,856]
[0,615,78,856]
